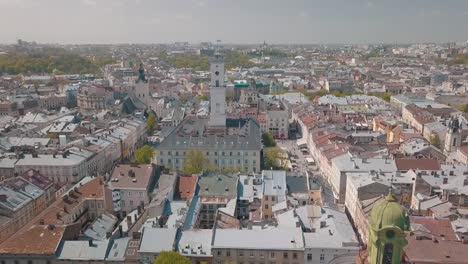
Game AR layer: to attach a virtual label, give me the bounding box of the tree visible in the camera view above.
[463,104,468,114]
[183,149,208,175]
[146,112,157,135]
[132,145,156,164]
[430,133,441,149]
[262,132,276,147]
[264,147,282,170]
[154,251,191,264]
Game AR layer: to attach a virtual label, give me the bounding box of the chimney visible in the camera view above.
[39,219,45,225]
[132,232,141,239]
[137,205,142,215]
[118,225,123,237]
[126,215,132,226]
[88,239,94,247]
[134,213,138,223]
[320,221,326,228]
[106,231,112,238]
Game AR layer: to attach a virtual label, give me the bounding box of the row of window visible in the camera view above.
[161,151,257,157]
[161,158,257,165]
[217,250,298,259]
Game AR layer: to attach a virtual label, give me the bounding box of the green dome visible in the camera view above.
[369,192,409,231]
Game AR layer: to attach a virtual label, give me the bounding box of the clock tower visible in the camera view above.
[367,192,409,264]
[209,52,226,128]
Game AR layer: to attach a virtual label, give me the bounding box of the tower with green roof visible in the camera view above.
[368,192,410,264]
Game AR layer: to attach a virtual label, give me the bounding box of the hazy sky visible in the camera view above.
[0,0,467,44]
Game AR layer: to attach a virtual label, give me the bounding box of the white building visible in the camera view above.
[14,152,89,183]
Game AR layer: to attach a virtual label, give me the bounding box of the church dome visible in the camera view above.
[369,192,409,231]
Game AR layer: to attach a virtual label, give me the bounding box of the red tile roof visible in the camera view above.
[395,158,441,171]
[0,225,65,255]
[177,175,198,200]
[410,216,458,241]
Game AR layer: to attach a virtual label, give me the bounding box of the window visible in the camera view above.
[307,254,312,261]
[130,200,134,207]
[293,253,297,259]
[217,250,221,256]
[250,251,254,257]
[320,253,325,262]
[239,251,244,257]
[272,196,275,202]
[270,252,275,258]
[265,196,268,201]
[226,251,231,257]
[265,204,269,209]
[283,252,288,259]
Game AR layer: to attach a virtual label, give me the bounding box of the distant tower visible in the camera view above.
[135,63,150,106]
[367,192,409,264]
[444,116,462,154]
[209,52,226,128]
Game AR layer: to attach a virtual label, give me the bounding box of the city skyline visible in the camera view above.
[0,0,468,44]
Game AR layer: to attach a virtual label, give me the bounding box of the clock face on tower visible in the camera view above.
[215,71,219,76]
[386,230,395,239]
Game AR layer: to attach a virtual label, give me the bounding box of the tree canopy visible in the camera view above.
[157,51,254,71]
[462,103,468,114]
[146,112,157,135]
[154,251,191,264]
[262,132,277,147]
[430,133,441,149]
[132,145,156,164]
[183,149,208,174]
[0,48,115,75]
[264,147,283,170]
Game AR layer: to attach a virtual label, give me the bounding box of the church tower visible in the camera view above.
[135,63,150,106]
[209,52,226,128]
[367,192,409,264]
[444,116,462,154]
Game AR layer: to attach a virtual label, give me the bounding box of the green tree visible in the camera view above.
[183,149,208,175]
[430,133,441,149]
[132,145,156,164]
[462,104,468,114]
[262,132,276,147]
[146,113,157,135]
[264,147,282,170]
[154,251,191,264]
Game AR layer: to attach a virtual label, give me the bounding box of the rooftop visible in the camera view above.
[395,158,441,171]
[0,225,65,255]
[263,170,287,199]
[212,227,304,250]
[138,228,177,253]
[57,240,108,260]
[176,175,198,200]
[157,116,262,151]
[198,173,237,198]
[108,164,154,190]
[178,229,213,257]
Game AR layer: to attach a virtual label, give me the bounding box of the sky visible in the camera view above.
[0,0,467,44]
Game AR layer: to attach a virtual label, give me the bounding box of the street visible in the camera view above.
[276,139,337,208]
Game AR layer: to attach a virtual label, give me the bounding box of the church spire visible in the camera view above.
[137,63,147,83]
